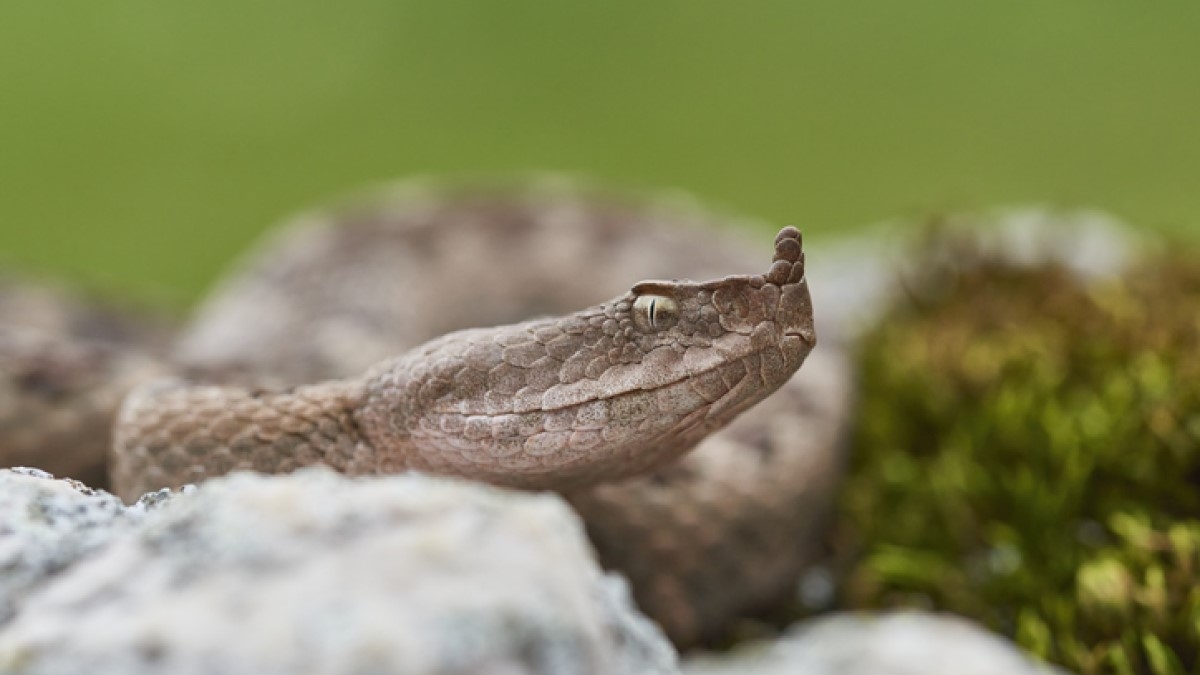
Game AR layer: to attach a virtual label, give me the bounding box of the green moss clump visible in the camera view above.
[840,236,1200,674]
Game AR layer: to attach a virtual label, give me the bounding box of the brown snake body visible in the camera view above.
[11,181,854,646]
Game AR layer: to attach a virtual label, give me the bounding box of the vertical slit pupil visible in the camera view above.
[648,297,658,327]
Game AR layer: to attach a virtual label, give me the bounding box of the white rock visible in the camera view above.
[0,468,144,625]
[806,207,1143,340]
[0,467,679,675]
[684,612,1065,675]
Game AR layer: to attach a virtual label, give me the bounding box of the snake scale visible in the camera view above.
[4,180,854,647]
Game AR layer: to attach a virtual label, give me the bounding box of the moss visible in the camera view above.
[840,233,1200,674]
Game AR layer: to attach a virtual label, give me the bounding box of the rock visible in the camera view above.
[683,612,1064,675]
[0,468,679,675]
[805,207,1141,340]
[0,468,146,625]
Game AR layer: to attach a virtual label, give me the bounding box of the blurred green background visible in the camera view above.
[1,1,1197,306]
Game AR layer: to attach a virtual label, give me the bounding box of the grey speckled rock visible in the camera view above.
[0,468,148,626]
[806,207,1141,340]
[684,612,1065,675]
[0,468,679,675]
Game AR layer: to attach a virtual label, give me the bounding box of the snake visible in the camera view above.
[4,180,855,647]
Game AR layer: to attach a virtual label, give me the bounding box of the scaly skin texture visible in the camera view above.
[569,342,853,644]
[0,329,164,487]
[113,228,814,496]
[100,181,853,647]
[0,279,171,487]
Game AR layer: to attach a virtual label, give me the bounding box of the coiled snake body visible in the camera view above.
[13,182,854,646]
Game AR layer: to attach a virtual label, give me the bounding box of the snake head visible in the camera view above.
[358,226,816,489]
[627,225,814,370]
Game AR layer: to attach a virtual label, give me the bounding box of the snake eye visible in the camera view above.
[632,294,679,332]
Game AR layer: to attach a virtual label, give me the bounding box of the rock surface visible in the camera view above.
[805,207,1140,340]
[0,468,148,625]
[683,612,1064,675]
[0,467,679,675]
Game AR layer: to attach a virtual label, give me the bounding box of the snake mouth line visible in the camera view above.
[524,348,784,419]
